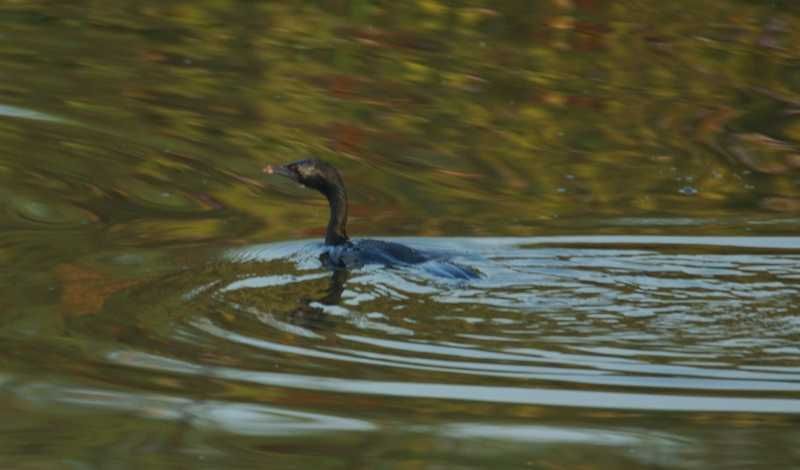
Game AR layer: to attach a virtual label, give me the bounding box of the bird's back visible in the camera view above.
[322,239,480,280]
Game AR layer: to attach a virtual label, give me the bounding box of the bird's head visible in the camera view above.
[264,158,344,195]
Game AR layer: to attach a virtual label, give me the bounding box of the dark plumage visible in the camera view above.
[264,158,479,280]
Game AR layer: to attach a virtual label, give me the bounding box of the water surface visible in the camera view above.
[2,1,800,468]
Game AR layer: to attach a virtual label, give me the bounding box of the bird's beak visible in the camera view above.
[263,164,294,179]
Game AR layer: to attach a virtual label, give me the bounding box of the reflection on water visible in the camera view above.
[179,237,800,412]
[4,236,800,467]
[0,104,67,123]
[13,376,375,435]
[3,0,800,468]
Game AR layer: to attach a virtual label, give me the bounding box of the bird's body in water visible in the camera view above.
[264,158,479,280]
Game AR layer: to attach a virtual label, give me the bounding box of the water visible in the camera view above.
[3,1,800,468]
[5,236,800,467]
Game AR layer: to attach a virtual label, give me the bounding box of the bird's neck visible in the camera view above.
[323,184,349,245]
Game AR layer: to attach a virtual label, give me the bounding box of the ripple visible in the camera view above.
[8,375,374,436]
[84,236,800,415]
[125,178,213,212]
[0,104,68,123]
[7,193,98,227]
[103,350,800,413]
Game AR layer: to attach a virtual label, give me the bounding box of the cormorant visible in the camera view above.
[264,158,479,280]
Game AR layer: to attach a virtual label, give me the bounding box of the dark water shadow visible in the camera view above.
[286,267,349,331]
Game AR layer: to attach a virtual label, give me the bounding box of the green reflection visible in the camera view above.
[0,1,799,468]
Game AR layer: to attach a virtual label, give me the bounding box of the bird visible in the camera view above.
[264,158,479,280]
